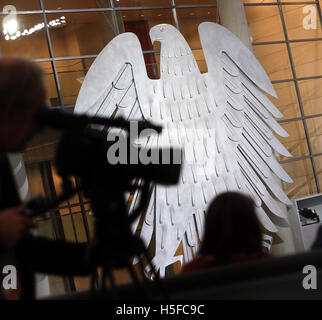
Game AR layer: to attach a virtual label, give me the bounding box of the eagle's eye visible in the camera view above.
[159,26,166,32]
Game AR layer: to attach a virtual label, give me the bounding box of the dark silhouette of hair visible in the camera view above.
[0,57,44,112]
[199,192,264,264]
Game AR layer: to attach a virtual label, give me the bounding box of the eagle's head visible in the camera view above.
[150,24,183,44]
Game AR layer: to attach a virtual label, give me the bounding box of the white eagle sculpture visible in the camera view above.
[75,22,293,277]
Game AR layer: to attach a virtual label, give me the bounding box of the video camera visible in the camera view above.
[27,106,182,294]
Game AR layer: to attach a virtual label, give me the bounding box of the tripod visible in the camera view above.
[88,183,166,299]
[25,176,168,300]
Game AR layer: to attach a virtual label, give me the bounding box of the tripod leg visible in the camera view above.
[126,261,140,287]
[138,258,154,299]
[107,268,119,300]
[100,265,120,300]
[143,251,169,300]
[126,261,152,299]
[143,251,159,281]
[90,273,96,297]
[101,267,107,295]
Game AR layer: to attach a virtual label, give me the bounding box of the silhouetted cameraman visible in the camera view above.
[0,58,93,300]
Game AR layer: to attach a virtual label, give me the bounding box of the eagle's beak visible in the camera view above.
[149,29,159,44]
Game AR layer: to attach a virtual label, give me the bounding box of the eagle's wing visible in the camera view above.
[74,32,157,239]
[198,22,293,235]
[75,33,149,121]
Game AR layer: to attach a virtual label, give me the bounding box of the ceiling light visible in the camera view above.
[5,19,18,35]
[3,16,67,40]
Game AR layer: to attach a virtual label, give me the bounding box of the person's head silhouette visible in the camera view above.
[199,192,264,264]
